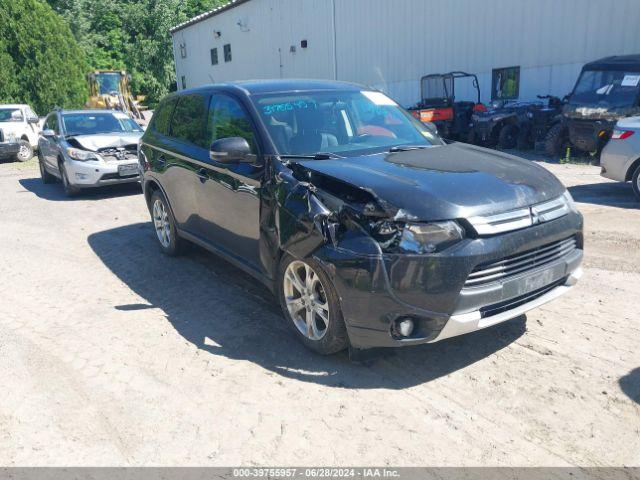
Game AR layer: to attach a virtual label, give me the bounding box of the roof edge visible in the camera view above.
[170,0,253,34]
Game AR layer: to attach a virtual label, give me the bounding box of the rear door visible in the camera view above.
[158,93,210,233]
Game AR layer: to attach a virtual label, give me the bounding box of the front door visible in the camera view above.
[194,93,263,274]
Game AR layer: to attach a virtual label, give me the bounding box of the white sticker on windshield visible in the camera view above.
[361,91,397,106]
[621,74,640,87]
[113,112,130,120]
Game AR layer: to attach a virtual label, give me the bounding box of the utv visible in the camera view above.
[545,54,640,157]
[408,71,485,141]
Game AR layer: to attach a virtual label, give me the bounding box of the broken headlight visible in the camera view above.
[66,147,100,161]
[397,221,465,254]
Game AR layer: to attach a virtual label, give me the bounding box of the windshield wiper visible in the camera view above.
[388,145,430,153]
[279,152,343,160]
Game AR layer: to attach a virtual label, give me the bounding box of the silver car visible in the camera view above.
[38,109,143,196]
[600,116,640,201]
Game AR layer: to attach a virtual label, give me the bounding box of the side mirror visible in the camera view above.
[41,129,56,138]
[27,117,39,124]
[210,137,254,163]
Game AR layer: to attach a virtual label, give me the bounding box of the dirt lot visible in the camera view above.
[0,156,638,467]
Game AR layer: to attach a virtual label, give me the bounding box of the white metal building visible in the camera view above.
[170,0,640,107]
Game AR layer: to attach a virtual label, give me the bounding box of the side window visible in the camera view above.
[169,94,209,147]
[151,97,177,136]
[207,94,257,152]
[44,114,58,133]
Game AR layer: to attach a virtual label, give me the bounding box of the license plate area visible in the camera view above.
[505,263,566,298]
[118,163,139,177]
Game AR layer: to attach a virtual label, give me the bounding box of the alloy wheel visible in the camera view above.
[18,143,31,161]
[153,199,171,248]
[283,260,330,341]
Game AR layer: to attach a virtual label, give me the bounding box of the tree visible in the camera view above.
[47,0,227,107]
[0,0,88,114]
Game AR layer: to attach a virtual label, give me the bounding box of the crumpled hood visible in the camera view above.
[68,132,142,151]
[294,143,566,221]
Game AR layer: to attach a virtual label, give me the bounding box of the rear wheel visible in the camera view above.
[150,190,186,256]
[278,254,348,355]
[632,164,640,202]
[545,123,567,157]
[38,151,55,184]
[498,124,518,149]
[16,140,33,162]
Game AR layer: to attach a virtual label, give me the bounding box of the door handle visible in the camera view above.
[197,168,208,183]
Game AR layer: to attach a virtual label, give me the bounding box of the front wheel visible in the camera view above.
[498,124,518,149]
[545,123,567,157]
[60,162,81,197]
[16,140,33,162]
[632,164,640,202]
[278,254,349,355]
[38,152,55,184]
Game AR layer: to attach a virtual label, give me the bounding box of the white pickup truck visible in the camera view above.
[0,104,41,162]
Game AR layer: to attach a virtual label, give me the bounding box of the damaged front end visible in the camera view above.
[268,159,468,348]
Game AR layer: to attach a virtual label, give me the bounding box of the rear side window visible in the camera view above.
[151,97,178,136]
[170,94,209,147]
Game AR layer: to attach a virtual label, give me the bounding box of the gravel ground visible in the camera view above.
[0,156,638,466]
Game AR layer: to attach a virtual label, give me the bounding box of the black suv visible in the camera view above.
[139,80,583,355]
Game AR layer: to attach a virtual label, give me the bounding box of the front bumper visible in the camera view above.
[0,142,20,159]
[568,119,615,152]
[313,211,583,349]
[65,158,140,187]
[600,139,637,182]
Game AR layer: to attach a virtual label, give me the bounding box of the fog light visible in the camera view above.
[75,173,88,180]
[393,317,414,338]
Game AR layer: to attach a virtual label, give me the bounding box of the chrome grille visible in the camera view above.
[465,236,577,287]
[467,194,570,235]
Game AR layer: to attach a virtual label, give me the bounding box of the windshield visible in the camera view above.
[569,69,640,108]
[95,73,122,95]
[0,108,24,122]
[422,76,453,100]
[61,112,142,136]
[253,90,442,157]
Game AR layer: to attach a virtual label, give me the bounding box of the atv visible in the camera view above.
[545,54,640,157]
[515,95,565,151]
[467,100,531,148]
[408,71,485,141]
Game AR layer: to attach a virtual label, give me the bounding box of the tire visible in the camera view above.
[632,164,640,202]
[545,123,567,157]
[466,130,477,145]
[149,189,186,256]
[38,151,56,184]
[16,140,33,162]
[59,161,81,197]
[516,127,532,150]
[278,254,349,355]
[498,124,518,149]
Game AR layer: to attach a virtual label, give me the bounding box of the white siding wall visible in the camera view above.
[172,0,640,106]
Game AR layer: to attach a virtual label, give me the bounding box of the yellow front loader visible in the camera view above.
[86,70,146,122]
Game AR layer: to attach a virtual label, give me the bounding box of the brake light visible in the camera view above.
[419,107,454,122]
[473,103,487,112]
[611,129,634,140]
